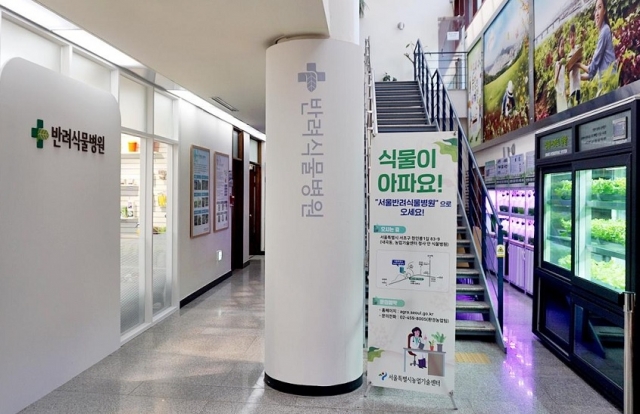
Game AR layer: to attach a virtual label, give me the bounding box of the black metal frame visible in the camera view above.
[533,98,640,409]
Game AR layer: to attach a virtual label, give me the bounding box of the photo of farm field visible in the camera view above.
[483,0,531,141]
[534,0,640,120]
[467,39,484,147]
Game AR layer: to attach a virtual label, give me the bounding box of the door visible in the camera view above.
[231,158,244,269]
[249,163,262,255]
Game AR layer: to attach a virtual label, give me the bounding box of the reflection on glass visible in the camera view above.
[540,279,571,344]
[574,166,627,293]
[543,171,572,269]
[573,304,624,389]
[120,134,144,334]
[153,141,171,315]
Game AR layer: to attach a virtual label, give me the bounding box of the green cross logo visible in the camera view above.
[30,119,49,149]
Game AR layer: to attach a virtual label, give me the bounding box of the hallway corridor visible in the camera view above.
[20,257,621,413]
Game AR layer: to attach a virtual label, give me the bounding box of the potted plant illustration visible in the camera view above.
[432,332,446,352]
[428,340,435,351]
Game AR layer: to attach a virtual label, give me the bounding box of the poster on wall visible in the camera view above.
[483,0,531,141]
[468,39,484,147]
[190,145,211,238]
[534,0,640,120]
[214,152,230,232]
[367,132,458,395]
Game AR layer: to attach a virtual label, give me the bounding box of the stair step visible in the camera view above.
[457,253,475,261]
[456,268,479,278]
[456,283,484,295]
[457,239,470,245]
[378,113,427,119]
[455,320,496,335]
[376,94,422,100]
[456,300,491,312]
[457,226,466,232]
[377,107,425,113]
[377,100,423,106]
[378,119,429,126]
[375,82,418,87]
[378,125,438,133]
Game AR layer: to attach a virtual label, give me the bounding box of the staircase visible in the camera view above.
[370,64,503,345]
[455,206,499,337]
[375,81,437,133]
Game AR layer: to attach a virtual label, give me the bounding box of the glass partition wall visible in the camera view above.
[120,133,175,337]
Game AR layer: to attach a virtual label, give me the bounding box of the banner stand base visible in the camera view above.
[363,376,458,410]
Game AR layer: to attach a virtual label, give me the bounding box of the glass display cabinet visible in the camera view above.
[533,101,638,410]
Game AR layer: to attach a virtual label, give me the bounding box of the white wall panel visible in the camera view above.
[71,52,111,93]
[0,58,120,414]
[0,18,61,71]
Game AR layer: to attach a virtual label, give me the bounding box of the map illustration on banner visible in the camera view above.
[367,132,458,396]
[377,251,450,292]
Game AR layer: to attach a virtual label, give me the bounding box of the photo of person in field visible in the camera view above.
[482,0,530,141]
[534,0,640,120]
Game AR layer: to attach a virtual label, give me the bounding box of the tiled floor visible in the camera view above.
[20,256,622,414]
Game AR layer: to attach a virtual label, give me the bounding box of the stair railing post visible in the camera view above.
[497,230,504,331]
[481,188,488,274]
[467,147,475,229]
[458,125,463,199]
[449,103,454,131]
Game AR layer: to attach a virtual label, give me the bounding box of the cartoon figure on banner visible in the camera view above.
[501,80,516,117]
[407,327,427,369]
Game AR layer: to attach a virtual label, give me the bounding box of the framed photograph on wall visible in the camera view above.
[214,151,230,232]
[190,145,211,238]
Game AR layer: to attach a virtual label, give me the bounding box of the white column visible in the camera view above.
[327,0,359,44]
[264,38,364,395]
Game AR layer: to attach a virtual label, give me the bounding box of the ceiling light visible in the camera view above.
[0,0,77,30]
[211,97,238,112]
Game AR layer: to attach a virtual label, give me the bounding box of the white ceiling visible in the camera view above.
[35,0,331,133]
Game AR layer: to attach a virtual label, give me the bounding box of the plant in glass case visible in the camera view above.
[591,218,626,246]
[551,180,572,199]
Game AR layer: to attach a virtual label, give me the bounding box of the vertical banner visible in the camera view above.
[190,145,211,238]
[214,151,230,231]
[467,38,484,147]
[367,131,458,395]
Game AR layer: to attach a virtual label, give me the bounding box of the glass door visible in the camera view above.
[120,134,144,334]
[542,170,572,273]
[152,141,172,315]
[574,164,628,295]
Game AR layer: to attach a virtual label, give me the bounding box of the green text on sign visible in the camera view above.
[372,297,405,307]
[373,225,406,234]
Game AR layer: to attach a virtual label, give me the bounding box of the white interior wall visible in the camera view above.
[0,17,61,71]
[473,132,536,167]
[0,58,121,414]
[360,0,453,81]
[178,100,233,300]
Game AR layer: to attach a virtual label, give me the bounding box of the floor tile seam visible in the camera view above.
[109,348,243,364]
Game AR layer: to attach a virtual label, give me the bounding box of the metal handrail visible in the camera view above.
[413,39,506,336]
